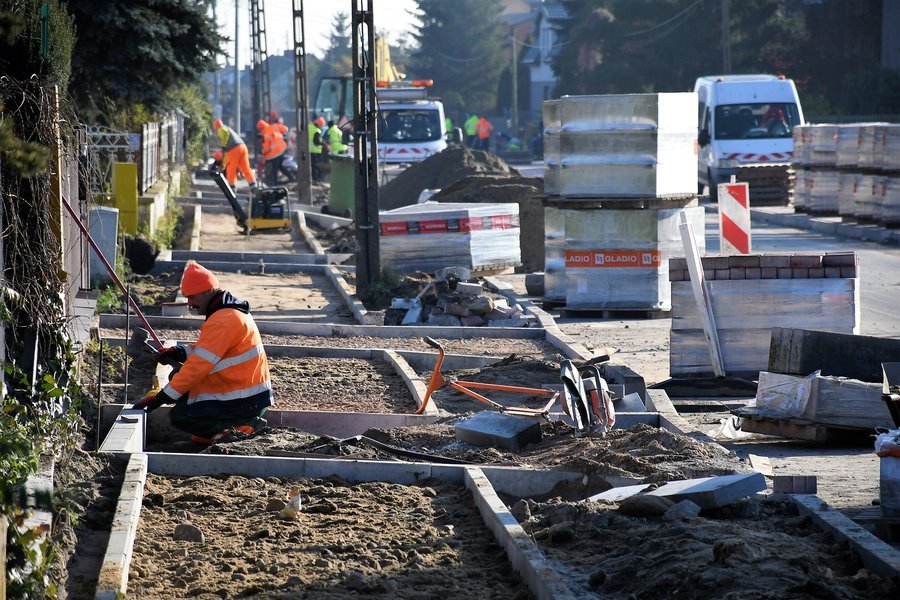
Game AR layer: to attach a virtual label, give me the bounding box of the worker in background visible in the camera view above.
[323,119,348,155]
[268,110,289,135]
[134,261,273,445]
[464,113,478,147]
[213,118,257,191]
[309,116,325,182]
[475,115,493,151]
[444,115,453,136]
[258,119,292,185]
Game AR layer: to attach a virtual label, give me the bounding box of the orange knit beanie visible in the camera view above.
[181,261,219,296]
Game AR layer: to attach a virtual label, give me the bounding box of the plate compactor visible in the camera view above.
[210,164,291,234]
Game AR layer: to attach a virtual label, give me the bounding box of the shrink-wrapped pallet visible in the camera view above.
[558,206,705,310]
[858,123,890,169]
[884,125,900,171]
[807,170,839,213]
[837,172,861,216]
[543,93,697,198]
[882,177,900,225]
[379,203,521,275]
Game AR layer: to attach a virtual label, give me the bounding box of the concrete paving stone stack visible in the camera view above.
[543,93,697,198]
[541,92,703,310]
[378,202,522,275]
[668,252,859,378]
[883,176,900,226]
[791,125,839,214]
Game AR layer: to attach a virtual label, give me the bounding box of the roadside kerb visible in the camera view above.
[465,467,575,599]
[750,206,900,245]
[325,264,373,323]
[168,249,344,265]
[99,313,549,340]
[189,205,201,251]
[151,258,349,275]
[95,453,148,600]
[99,408,146,453]
[793,494,900,578]
[299,209,352,230]
[293,210,326,255]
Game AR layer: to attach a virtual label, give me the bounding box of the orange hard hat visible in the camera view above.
[181,260,219,296]
[256,119,268,131]
[270,110,278,120]
[213,118,223,129]
[213,150,223,162]
[315,117,326,127]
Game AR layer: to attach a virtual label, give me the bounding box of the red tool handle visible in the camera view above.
[61,195,164,349]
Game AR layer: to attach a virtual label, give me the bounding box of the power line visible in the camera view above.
[618,0,706,39]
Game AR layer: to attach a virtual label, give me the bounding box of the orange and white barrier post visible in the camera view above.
[718,181,751,254]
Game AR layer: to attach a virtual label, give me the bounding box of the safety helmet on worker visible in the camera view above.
[213,150,223,162]
[213,118,223,130]
[315,116,326,128]
[256,119,268,131]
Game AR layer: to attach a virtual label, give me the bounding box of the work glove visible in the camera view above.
[133,391,168,412]
[157,344,187,367]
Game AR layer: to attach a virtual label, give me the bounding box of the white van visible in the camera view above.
[376,82,447,164]
[695,74,804,198]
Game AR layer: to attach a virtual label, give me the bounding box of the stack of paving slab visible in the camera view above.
[542,92,703,310]
[793,122,900,225]
[379,202,521,275]
[669,252,859,378]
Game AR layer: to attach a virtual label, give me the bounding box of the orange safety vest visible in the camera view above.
[476,117,493,139]
[261,123,288,161]
[163,293,272,415]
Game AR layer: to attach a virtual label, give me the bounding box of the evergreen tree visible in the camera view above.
[67,0,224,125]
[409,0,507,116]
[321,11,351,77]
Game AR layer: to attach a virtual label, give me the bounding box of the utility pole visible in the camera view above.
[352,0,380,297]
[234,0,240,132]
[292,0,313,205]
[721,0,731,73]
[213,1,220,112]
[511,28,518,137]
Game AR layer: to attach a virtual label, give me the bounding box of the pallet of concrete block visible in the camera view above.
[543,92,697,198]
[881,176,900,226]
[379,202,521,275]
[669,253,859,379]
[735,163,793,206]
[803,168,839,214]
[793,124,838,168]
[839,173,883,221]
[883,125,900,172]
[858,122,891,170]
[546,204,705,311]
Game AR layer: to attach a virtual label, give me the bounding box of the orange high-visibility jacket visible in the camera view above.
[261,123,288,161]
[476,117,493,139]
[162,291,273,417]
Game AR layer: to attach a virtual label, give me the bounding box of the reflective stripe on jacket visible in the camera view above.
[217,125,245,152]
[163,291,273,417]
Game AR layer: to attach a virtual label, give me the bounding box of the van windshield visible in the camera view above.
[714,103,800,140]
[378,108,442,143]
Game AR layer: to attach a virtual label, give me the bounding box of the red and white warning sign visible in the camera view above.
[718,182,751,254]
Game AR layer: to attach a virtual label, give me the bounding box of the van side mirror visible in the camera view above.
[698,130,710,146]
[447,127,463,144]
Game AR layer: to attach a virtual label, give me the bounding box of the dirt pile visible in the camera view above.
[379,146,519,210]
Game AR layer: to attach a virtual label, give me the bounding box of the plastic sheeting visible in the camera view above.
[548,206,705,310]
[543,93,697,198]
[379,202,521,275]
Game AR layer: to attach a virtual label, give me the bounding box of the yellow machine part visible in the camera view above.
[111,162,138,234]
[248,217,291,231]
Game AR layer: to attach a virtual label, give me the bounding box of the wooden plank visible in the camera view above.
[739,415,831,442]
[679,212,725,377]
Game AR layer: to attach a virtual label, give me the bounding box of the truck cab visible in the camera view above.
[695,74,804,198]
[376,81,447,163]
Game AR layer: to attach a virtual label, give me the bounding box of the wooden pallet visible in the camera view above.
[555,306,670,320]
[851,507,900,543]
[735,411,872,443]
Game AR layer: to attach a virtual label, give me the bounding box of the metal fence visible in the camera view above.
[139,113,185,193]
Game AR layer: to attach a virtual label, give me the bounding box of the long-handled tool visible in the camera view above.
[418,337,559,418]
[60,194,164,350]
